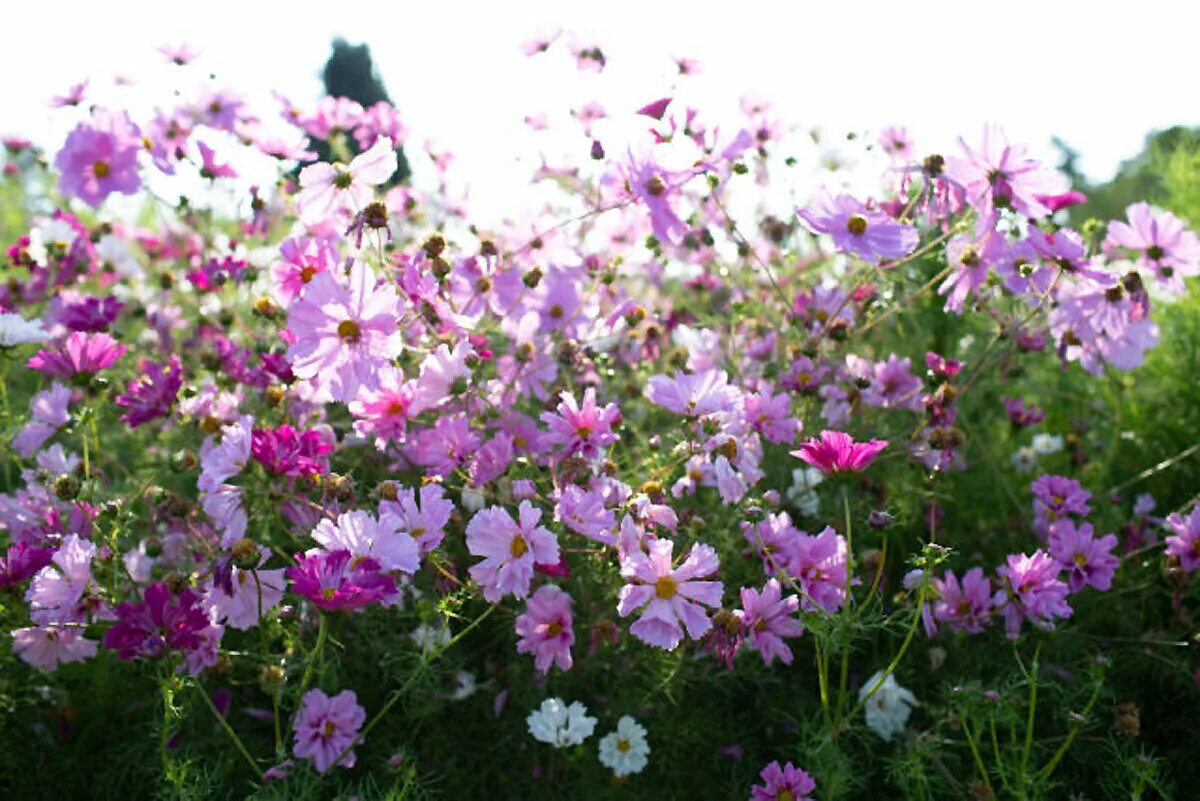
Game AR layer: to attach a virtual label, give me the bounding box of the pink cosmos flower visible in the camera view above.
[13,382,72,457]
[618,538,723,650]
[206,565,286,630]
[158,42,199,65]
[1165,506,1200,573]
[293,688,365,773]
[286,550,398,612]
[626,151,690,245]
[54,108,142,208]
[1003,396,1044,427]
[466,502,560,602]
[734,579,803,666]
[12,625,98,671]
[554,485,616,546]
[993,550,1072,638]
[796,189,918,265]
[741,388,799,444]
[540,388,621,459]
[860,354,922,411]
[791,430,887,476]
[879,126,914,161]
[297,136,396,224]
[943,124,1067,220]
[1048,520,1119,593]
[196,141,237,179]
[931,568,992,634]
[646,369,741,417]
[311,510,419,576]
[286,261,403,403]
[787,526,850,614]
[271,236,339,303]
[1106,202,1200,291]
[515,584,575,673]
[250,424,332,478]
[349,366,422,449]
[26,534,98,624]
[410,414,482,477]
[27,331,126,378]
[749,760,817,801]
[0,542,54,588]
[379,483,454,556]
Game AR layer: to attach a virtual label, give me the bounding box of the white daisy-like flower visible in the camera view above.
[0,312,51,347]
[1010,446,1038,474]
[96,234,144,278]
[410,621,451,654]
[526,698,597,748]
[1031,433,1064,456]
[859,671,917,741]
[598,715,650,777]
[786,466,824,516]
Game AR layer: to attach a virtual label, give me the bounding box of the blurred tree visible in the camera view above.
[314,38,411,183]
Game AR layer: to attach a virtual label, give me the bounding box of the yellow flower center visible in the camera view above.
[547,621,563,637]
[337,319,362,343]
[299,265,318,284]
[616,738,631,752]
[322,587,337,601]
[93,160,111,178]
[510,535,529,558]
[778,791,795,801]
[410,526,426,540]
[655,576,677,600]
[846,214,868,235]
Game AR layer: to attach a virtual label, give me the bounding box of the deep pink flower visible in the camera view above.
[52,294,124,332]
[286,261,403,403]
[636,97,672,120]
[993,550,1072,638]
[540,388,621,459]
[466,502,560,602]
[115,355,183,428]
[1003,396,1044,428]
[293,688,365,773]
[251,424,332,477]
[749,760,817,801]
[0,542,54,588]
[103,583,215,661]
[791,430,887,475]
[286,550,398,612]
[27,331,126,378]
[1165,507,1200,573]
[797,189,918,265]
[515,584,575,673]
[734,579,803,666]
[54,108,142,208]
[1048,520,1119,592]
[618,538,723,650]
[271,236,339,303]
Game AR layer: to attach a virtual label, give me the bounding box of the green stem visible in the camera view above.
[194,680,264,779]
[1019,641,1043,791]
[960,716,994,795]
[333,603,497,767]
[835,486,854,720]
[299,613,329,696]
[848,570,928,722]
[990,710,1012,796]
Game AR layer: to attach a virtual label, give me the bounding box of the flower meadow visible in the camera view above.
[1,34,1200,801]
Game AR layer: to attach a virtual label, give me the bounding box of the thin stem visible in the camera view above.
[299,613,329,697]
[194,680,264,779]
[848,569,929,722]
[1035,672,1104,782]
[960,716,994,796]
[835,486,854,719]
[990,710,1012,796]
[1019,641,1043,789]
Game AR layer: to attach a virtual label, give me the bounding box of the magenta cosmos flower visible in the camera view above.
[102,583,214,662]
[293,688,365,773]
[993,550,1072,638]
[1048,520,1119,593]
[791,430,887,476]
[115,355,183,428]
[54,108,142,208]
[515,584,575,673]
[296,135,396,224]
[465,501,560,602]
[1165,506,1200,573]
[27,331,126,378]
[796,189,918,265]
[286,261,403,403]
[734,578,803,666]
[287,549,398,612]
[749,760,817,801]
[931,567,992,634]
[618,538,723,650]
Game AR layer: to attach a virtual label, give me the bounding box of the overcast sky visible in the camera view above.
[3,1,1195,222]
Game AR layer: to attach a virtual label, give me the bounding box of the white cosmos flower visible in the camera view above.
[296,136,396,224]
[0,312,51,347]
[1031,433,1064,455]
[859,671,917,741]
[598,715,650,777]
[526,698,597,748]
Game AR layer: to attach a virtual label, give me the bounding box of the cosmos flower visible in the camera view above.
[734,579,804,665]
[598,716,650,777]
[858,671,918,741]
[465,502,559,602]
[54,108,143,208]
[618,538,722,650]
[27,331,126,378]
[749,760,817,801]
[526,698,597,747]
[515,584,575,673]
[293,689,365,773]
[797,189,918,265]
[791,430,887,476]
[297,136,396,224]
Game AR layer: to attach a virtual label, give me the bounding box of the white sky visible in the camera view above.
[2,0,1196,223]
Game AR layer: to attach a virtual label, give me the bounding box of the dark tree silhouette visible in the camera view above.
[315,38,410,183]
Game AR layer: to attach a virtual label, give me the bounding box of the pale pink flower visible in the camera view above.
[466,502,560,602]
[618,538,722,650]
[297,136,396,224]
[515,585,575,673]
